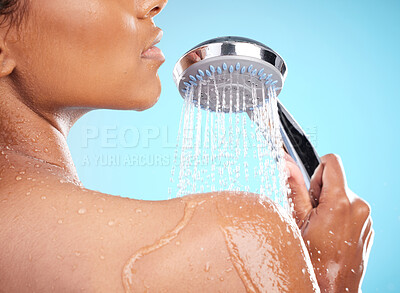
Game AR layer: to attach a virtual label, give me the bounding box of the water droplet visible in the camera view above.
[226,268,233,273]
[351,269,355,274]
[75,251,81,257]
[175,241,181,246]
[219,277,224,281]
[97,208,104,213]
[204,262,211,272]
[57,219,63,224]
[15,175,22,181]
[19,171,25,175]
[302,268,306,274]
[317,250,321,254]
[345,288,349,292]
[135,208,142,213]
[56,255,64,260]
[329,230,334,235]
[34,164,40,168]
[108,220,115,226]
[77,208,87,215]
[41,195,47,200]
[99,255,105,260]
[44,148,49,153]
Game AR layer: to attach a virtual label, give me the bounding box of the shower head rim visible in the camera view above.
[173,36,288,92]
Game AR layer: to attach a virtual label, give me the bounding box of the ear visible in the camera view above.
[0,37,16,78]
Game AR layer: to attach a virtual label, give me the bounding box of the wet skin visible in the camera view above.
[284,153,374,292]
[0,151,318,292]
[0,0,373,292]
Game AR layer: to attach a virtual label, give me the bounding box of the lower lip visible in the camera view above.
[141,46,165,61]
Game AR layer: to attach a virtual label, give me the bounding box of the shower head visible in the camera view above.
[173,37,320,189]
[173,36,287,113]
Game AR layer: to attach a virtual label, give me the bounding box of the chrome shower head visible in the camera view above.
[173,36,321,189]
[173,36,287,113]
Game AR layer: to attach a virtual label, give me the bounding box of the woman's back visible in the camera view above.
[0,150,318,292]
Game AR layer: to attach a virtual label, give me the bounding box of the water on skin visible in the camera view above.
[121,200,202,292]
[216,197,319,292]
[121,194,318,292]
[77,207,87,215]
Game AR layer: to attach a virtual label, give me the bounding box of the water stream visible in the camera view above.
[169,77,290,212]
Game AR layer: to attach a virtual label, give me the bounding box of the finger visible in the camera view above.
[284,151,313,224]
[309,162,324,206]
[361,217,372,243]
[313,154,349,208]
[319,154,348,192]
[364,228,374,259]
[366,228,374,250]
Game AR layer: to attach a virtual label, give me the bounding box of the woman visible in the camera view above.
[0,0,373,292]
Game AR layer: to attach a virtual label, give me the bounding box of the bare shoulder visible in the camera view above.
[0,155,188,292]
[0,153,318,292]
[121,191,319,292]
[186,191,320,292]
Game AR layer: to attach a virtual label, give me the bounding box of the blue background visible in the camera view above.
[67,0,400,291]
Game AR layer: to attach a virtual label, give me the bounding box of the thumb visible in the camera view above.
[284,152,313,225]
[310,154,349,207]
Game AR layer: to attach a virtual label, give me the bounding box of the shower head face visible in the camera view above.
[173,36,287,113]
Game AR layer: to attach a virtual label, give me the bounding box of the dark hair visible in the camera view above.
[0,0,28,31]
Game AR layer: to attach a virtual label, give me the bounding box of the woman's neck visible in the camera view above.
[0,80,90,185]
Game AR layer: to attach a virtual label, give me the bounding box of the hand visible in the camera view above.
[284,153,374,292]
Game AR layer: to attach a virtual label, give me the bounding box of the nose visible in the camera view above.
[137,0,168,19]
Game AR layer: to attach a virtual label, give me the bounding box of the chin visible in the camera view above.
[124,77,162,111]
[134,94,160,111]
[101,72,162,111]
[138,74,162,111]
